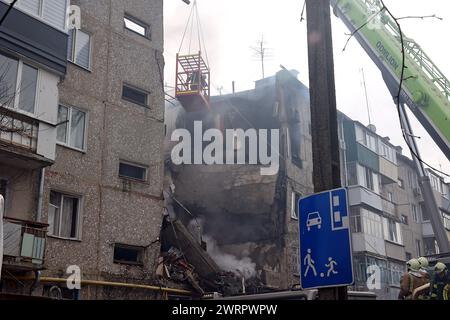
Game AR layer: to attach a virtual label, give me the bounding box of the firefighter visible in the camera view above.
[398,258,429,300]
[430,262,449,300]
[418,256,432,280]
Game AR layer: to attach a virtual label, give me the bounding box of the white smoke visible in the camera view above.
[203,235,256,279]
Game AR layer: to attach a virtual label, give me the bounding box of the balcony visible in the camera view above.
[0,107,53,169]
[348,185,383,211]
[382,198,396,216]
[2,217,47,271]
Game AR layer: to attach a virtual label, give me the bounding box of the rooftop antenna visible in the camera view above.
[360,68,373,126]
[251,35,274,79]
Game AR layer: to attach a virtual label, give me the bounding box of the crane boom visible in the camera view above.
[331,0,450,160]
[330,0,450,252]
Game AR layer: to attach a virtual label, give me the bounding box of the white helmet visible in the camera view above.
[418,257,429,269]
[407,258,420,271]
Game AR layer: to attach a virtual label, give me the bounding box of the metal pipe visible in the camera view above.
[16,276,193,296]
[36,168,45,222]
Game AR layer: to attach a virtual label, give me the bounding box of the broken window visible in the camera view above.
[113,244,144,265]
[48,191,81,240]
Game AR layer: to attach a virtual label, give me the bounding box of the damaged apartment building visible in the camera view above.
[163,69,314,294]
[1,0,166,299]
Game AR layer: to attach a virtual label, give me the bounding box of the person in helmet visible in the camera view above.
[430,262,449,300]
[418,256,432,279]
[398,258,429,300]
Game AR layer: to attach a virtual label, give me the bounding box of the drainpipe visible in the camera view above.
[36,168,45,222]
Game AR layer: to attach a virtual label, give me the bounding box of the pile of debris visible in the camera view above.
[156,247,205,295]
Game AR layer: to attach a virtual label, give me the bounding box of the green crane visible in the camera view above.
[331,0,450,252]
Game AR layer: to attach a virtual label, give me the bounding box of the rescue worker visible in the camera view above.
[398,258,429,300]
[188,70,207,91]
[430,262,449,300]
[418,256,432,280]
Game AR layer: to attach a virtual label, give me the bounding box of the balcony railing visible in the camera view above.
[2,217,47,270]
[0,107,38,152]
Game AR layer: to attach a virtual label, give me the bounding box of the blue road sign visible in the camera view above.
[299,188,354,289]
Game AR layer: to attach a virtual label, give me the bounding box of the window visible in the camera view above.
[428,171,443,194]
[424,237,439,256]
[415,239,422,257]
[119,161,147,182]
[385,218,402,244]
[0,179,6,204]
[350,207,362,233]
[360,208,383,238]
[124,15,150,38]
[407,170,415,189]
[57,105,87,150]
[379,141,397,164]
[113,244,144,265]
[11,0,68,30]
[412,205,419,223]
[122,84,149,107]
[388,261,404,286]
[357,164,380,193]
[48,191,81,239]
[291,192,301,220]
[442,212,450,230]
[0,53,38,114]
[405,252,412,261]
[67,29,91,69]
[355,125,377,152]
[387,192,393,203]
[401,215,408,225]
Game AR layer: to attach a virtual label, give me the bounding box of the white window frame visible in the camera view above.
[67,29,92,71]
[48,190,82,241]
[56,104,88,152]
[0,54,40,117]
[118,160,148,182]
[124,14,151,39]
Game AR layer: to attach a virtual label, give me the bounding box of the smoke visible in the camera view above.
[203,235,256,279]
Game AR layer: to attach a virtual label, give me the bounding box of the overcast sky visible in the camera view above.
[164,0,450,182]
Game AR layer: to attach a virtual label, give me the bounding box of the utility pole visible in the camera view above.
[306,0,347,300]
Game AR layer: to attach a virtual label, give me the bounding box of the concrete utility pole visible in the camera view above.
[306,0,347,300]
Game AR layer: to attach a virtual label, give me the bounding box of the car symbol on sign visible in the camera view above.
[306,212,322,231]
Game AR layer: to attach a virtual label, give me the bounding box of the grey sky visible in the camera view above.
[164,0,450,181]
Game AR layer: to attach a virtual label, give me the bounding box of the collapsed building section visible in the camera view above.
[162,69,314,295]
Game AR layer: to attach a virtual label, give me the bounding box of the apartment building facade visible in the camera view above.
[2,0,165,300]
[40,0,165,300]
[339,112,450,299]
[0,0,68,293]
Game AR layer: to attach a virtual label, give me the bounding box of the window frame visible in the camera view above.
[122,83,150,108]
[290,191,301,220]
[56,104,88,152]
[0,53,40,117]
[48,190,82,241]
[67,28,93,71]
[118,160,148,183]
[124,14,151,39]
[113,243,144,266]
